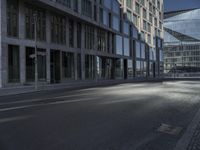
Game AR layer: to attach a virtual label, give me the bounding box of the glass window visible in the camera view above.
[82,0,92,18]
[136,41,141,58]
[141,43,146,59]
[124,38,130,56]
[136,61,141,77]
[135,3,140,14]
[132,26,138,39]
[77,54,82,79]
[7,0,18,37]
[112,0,120,15]
[85,55,95,79]
[84,25,95,50]
[115,59,123,79]
[128,60,133,78]
[77,23,82,48]
[8,45,20,83]
[116,35,123,55]
[97,29,107,52]
[123,22,129,35]
[26,47,46,82]
[104,0,111,9]
[51,14,66,44]
[127,10,132,21]
[126,0,132,9]
[56,0,71,8]
[62,52,75,79]
[112,16,120,31]
[25,5,46,41]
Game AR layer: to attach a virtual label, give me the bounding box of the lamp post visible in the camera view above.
[33,12,38,90]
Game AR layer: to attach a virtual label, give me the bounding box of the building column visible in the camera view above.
[0,0,7,87]
[81,24,85,80]
[20,46,26,84]
[46,48,51,84]
[19,1,26,85]
[46,11,51,84]
[74,53,78,80]
[0,0,2,87]
[1,43,8,87]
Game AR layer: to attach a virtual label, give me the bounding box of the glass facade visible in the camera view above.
[1,0,163,87]
[164,9,200,74]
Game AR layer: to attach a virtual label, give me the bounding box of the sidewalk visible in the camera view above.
[0,78,163,96]
[174,102,200,150]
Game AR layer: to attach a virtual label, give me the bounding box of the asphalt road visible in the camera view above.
[0,81,200,150]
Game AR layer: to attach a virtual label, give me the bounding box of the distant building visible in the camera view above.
[164,8,200,75]
[0,0,164,88]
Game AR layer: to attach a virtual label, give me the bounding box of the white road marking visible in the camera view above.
[0,97,98,112]
[0,92,100,106]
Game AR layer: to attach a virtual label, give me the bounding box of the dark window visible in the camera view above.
[51,14,66,44]
[26,47,46,82]
[25,5,46,41]
[69,20,74,47]
[8,45,20,83]
[82,0,92,18]
[84,25,95,50]
[77,23,82,48]
[62,52,75,79]
[7,0,18,37]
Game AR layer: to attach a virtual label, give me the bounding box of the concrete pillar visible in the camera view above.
[1,43,8,87]
[20,46,26,84]
[19,1,26,84]
[46,48,51,84]
[0,0,2,87]
[81,24,85,80]
[46,11,51,44]
[0,0,7,87]
[74,53,78,80]
[46,11,51,84]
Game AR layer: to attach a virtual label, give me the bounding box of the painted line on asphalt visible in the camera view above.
[0,97,98,112]
[174,95,200,150]
[0,92,100,106]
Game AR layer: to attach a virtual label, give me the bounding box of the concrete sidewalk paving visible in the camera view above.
[174,96,200,150]
[0,78,163,97]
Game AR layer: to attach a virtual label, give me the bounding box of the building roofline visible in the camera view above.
[164,8,199,14]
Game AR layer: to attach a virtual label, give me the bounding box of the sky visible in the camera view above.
[164,0,200,12]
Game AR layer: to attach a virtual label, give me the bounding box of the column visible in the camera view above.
[0,0,7,87]
[19,1,26,84]
[0,0,2,87]
[46,48,51,84]
[46,11,51,83]
[81,24,85,80]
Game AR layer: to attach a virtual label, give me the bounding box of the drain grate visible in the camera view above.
[157,123,183,135]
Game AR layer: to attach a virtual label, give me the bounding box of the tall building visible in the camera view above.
[0,0,164,88]
[121,0,164,76]
[164,8,200,75]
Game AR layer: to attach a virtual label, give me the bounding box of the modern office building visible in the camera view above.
[0,0,164,88]
[121,0,164,75]
[164,8,200,75]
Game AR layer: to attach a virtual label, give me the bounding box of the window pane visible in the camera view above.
[8,45,20,83]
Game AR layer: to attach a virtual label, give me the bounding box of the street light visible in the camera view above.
[33,12,38,90]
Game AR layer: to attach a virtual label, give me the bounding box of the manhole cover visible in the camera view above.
[157,123,183,135]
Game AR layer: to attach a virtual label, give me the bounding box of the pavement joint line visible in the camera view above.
[0,97,98,112]
[0,92,100,106]
[174,95,200,150]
